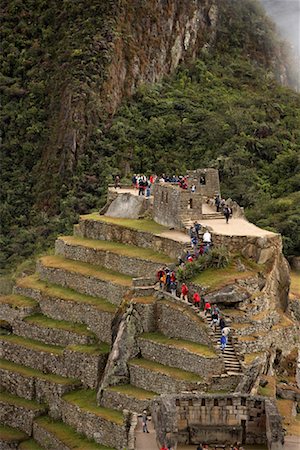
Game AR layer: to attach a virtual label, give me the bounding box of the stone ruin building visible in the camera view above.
[0,168,299,450]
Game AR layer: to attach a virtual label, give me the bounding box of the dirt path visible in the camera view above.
[135,416,158,450]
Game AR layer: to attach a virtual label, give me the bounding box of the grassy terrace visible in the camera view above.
[35,416,116,449]
[39,256,132,286]
[24,314,96,337]
[107,384,157,400]
[140,332,216,357]
[1,334,64,354]
[243,352,263,365]
[0,294,37,308]
[0,424,28,442]
[81,213,168,234]
[17,275,116,312]
[257,375,276,397]
[192,260,258,291]
[129,358,203,382]
[60,235,175,264]
[133,296,157,305]
[19,440,44,450]
[276,399,300,436]
[0,359,78,385]
[63,389,123,425]
[0,390,46,410]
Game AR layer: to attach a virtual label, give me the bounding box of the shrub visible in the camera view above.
[177,247,230,282]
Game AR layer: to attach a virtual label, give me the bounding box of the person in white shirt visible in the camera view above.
[203,230,211,244]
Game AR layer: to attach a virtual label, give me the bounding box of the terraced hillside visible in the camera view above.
[1,212,299,449]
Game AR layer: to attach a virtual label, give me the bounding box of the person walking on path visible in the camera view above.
[170,280,177,297]
[215,194,221,212]
[224,205,231,224]
[220,334,227,352]
[194,221,201,238]
[222,326,231,337]
[193,292,201,310]
[204,301,211,316]
[181,283,189,303]
[142,410,149,433]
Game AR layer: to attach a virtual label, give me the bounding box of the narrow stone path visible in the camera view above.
[135,416,158,450]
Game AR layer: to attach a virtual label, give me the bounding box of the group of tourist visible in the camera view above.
[188,225,212,257]
[157,267,178,296]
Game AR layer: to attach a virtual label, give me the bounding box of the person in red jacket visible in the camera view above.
[193,292,201,309]
[204,301,211,316]
[180,283,189,303]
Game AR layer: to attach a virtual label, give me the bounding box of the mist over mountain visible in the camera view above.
[261,0,300,62]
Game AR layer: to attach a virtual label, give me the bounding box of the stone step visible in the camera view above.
[33,415,116,450]
[55,235,174,277]
[101,384,157,413]
[15,275,115,344]
[0,423,29,449]
[128,358,207,394]
[0,294,39,323]
[137,332,222,377]
[13,313,97,347]
[37,255,132,305]
[0,334,109,389]
[0,390,47,435]
[0,358,80,418]
[61,389,126,449]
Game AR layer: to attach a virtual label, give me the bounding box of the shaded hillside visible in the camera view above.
[1,0,299,272]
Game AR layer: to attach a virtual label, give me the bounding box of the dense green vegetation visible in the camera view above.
[101,53,300,255]
[1,0,299,275]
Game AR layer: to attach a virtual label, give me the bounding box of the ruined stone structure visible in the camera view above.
[187,168,221,197]
[152,393,284,449]
[0,179,298,450]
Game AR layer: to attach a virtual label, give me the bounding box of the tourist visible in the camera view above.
[160,271,167,290]
[114,175,120,189]
[222,326,231,337]
[224,205,231,224]
[191,184,196,193]
[220,334,227,352]
[160,445,168,450]
[180,283,189,303]
[203,230,211,244]
[204,300,211,316]
[196,444,203,450]
[193,292,201,309]
[199,242,205,256]
[220,198,226,211]
[215,194,221,212]
[170,280,177,297]
[194,221,201,238]
[142,410,149,433]
[165,269,171,291]
[191,235,198,250]
[210,306,219,331]
[219,316,226,330]
[132,174,137,187]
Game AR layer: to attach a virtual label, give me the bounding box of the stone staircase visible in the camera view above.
[204,313,243,375]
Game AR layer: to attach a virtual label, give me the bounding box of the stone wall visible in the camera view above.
[187,168,220,197]
[153,183,202,228]
[137,337,222,377]
[37,261,128,306]
[0,401,46,435]
[60,397,128,450]
[101,388,153,414]
[156,298,212,345]
[55,237,164,278]
[76,218,185,259]
[14,285,114,344]
[152,393,283,448]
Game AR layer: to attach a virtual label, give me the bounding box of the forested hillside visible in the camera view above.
[1,0,299,274]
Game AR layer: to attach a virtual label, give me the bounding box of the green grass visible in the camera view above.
[67,343,109,354]
[24,314,96,337]
[129,358,203,382]
[63,389,123,425]
[34,416,116,449]
[133,296,157,304]
[60,235,175,263]
[244,352,263,365]
[1,334,64,354]
[107,384,157,399]
[0,358,78,385]
[0,294,37,308]
[18,440,44,450]
[0,423,28,442]
[81,214,169,234]
[140,332,216,357]
[40,255,132,286]
[192,262,256,291]
[17,275,116,313]
[0,390,46,411]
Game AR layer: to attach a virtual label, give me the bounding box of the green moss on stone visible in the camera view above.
[0,294,37,308]
[107,384,157,399]
[129,358,203,382]
[0,424,28,442]
[0,390,46,411]
[24,314,96,337]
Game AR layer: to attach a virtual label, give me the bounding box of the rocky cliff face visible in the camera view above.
[39,0,216,194]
